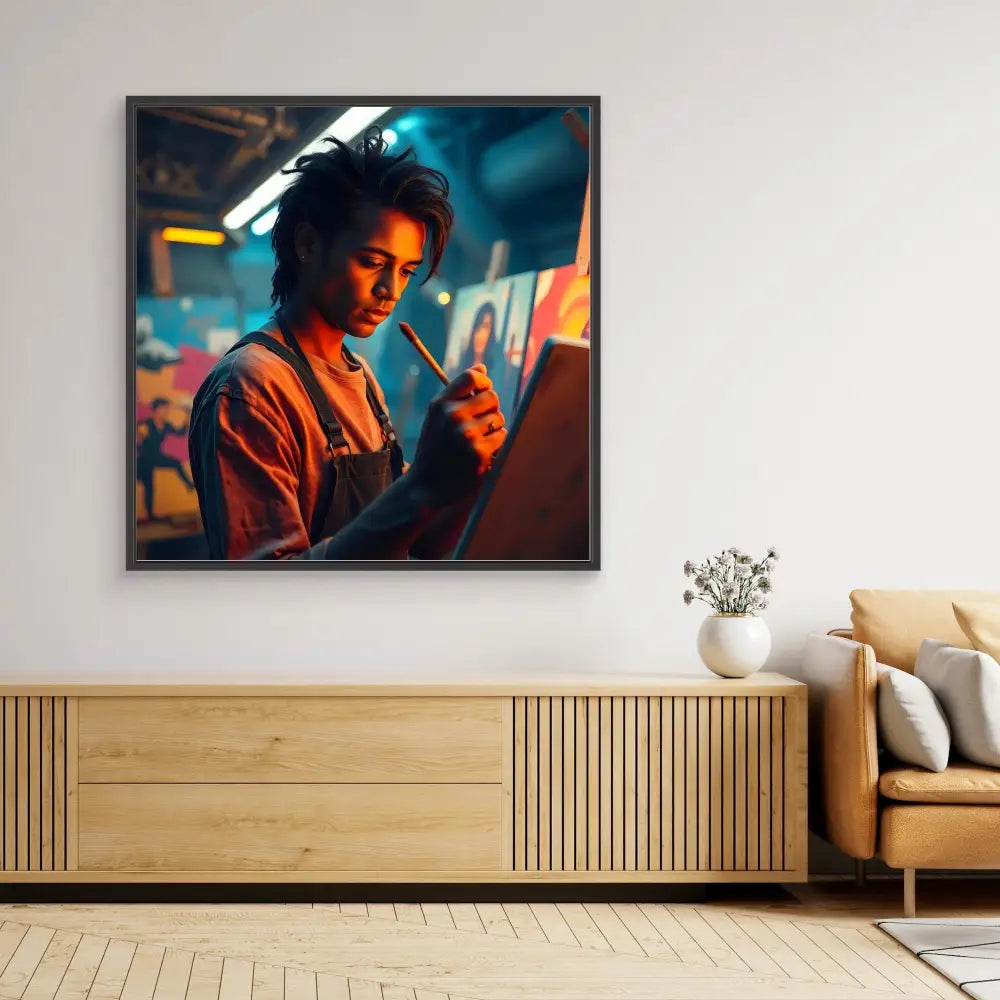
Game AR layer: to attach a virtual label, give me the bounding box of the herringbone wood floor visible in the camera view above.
[2,880,997,1000]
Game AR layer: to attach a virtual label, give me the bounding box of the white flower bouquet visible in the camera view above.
[683,547,779,614]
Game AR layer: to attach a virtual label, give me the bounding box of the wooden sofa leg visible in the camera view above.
[855,859,867,887]
[903,868,916,918]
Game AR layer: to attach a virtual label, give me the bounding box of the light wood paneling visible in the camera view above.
[685,698,698,872]
[600,696,612,871]
[539,695,550,871]
[697,698,710,871]
[513,694,525,871]
[624,697,635,871]
[772,697,784,873]
[28,694,40,871]
[501,698,514,871]
[562,697,574,872]
[710,696,723,871]
[0,673,808,698]
[526,696,538,872]
[0,867,809,883]
[586,696,598,871]
[4,697,16,871]
[661,697,672,872]
[747,697,760,871]
[672,699,685,872]
[613,696,625,872]
[649,696,661,872]
[17,697,27,870]
[40,696,52,872]
[760,697,771,871]
[78,697,502,784]
[78,784,502,872]
[574,696,586,871]
[66,697,78,871]
[787,693,808,874]
[1,697,71,871]
[510,693,805,877]
[2,682,806,883]
[54,696,66,871]
[636,696,648,872]
[550,696,562,872]
[723,697,734,870]
[735,696,747,871]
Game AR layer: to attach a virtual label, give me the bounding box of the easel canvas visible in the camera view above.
[453,337,591,562]
[442,272,537,421]
[518,264,590,406]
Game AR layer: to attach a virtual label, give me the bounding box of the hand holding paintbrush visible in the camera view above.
[397,319,507,495]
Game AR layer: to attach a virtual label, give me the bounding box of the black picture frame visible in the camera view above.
[127,96,599,571]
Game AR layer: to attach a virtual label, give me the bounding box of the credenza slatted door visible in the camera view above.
[510,695,803,874]
[2,696,77,872]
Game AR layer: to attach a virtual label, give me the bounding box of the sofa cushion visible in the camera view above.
[880,763,1000,804]
[954,600,1000,661]
[850,589,1000,671]
[880,804,1000,868]
[876,664,950,771]
[915,639,1000,768]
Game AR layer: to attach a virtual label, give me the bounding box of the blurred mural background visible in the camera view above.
[133,103,592,559]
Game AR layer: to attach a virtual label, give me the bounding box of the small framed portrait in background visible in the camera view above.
[127,97,598,570]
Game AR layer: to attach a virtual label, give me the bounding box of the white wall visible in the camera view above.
[1,0,998,681]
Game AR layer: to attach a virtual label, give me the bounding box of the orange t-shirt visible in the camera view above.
[189,329,401,559]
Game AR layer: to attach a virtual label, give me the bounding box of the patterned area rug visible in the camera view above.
[877,919,1000,999]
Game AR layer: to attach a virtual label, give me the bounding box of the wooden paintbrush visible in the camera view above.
[398,322,450,386]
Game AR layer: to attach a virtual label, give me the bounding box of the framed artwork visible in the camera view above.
[127,97,599,569]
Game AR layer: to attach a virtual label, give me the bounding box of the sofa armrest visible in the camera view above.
[799,633,878,860]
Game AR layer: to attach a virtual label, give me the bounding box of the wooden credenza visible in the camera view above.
[0,673,806,883]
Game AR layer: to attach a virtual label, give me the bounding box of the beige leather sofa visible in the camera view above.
[796,589,1000,916]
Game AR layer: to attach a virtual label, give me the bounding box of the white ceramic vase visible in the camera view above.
[697,613,771,678]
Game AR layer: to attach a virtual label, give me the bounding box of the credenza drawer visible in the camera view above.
[78,697,501,783]
[78,783,502,871]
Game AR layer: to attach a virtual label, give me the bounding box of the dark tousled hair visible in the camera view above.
[269,124,454,308]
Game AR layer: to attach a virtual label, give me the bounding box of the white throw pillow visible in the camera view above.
[876,663,951,771]
[914,638,1000,768]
